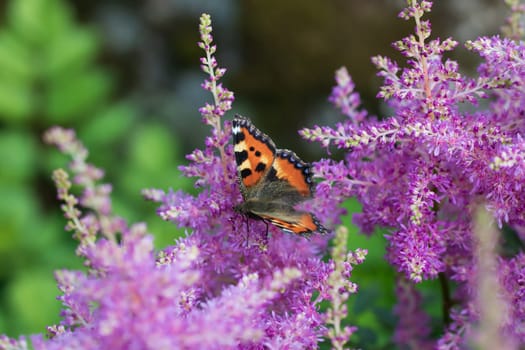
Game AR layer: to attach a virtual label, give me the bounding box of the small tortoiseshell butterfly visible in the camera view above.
[232,114,327,235]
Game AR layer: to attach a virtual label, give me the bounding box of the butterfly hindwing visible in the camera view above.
[232,114,327,235]
[273,149,313,197]
[259,213,326,235]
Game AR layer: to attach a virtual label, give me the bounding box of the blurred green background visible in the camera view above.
[0,0,507,346]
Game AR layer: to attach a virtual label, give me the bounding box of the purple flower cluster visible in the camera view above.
[0,13,366,350]
[302,0,525,347]
[3,1,523,348]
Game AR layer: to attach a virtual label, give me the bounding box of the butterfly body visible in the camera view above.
[232,115,327,235]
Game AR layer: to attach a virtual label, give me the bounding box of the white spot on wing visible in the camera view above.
[234,141,246,152]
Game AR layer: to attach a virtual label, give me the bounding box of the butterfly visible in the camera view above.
[232,114,327,235]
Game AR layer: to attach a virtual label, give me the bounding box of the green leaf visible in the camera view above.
[81,102,138,146]
[44,28,99,79]
[5,269,61,335]
[45,69,112,122]
[129,124,176,171]
[0,185,39,255]
[109,124,192,239]
[0,80,33,122]
[0,31,33,82]
[0,130,37,182]
[147,214,187,249]
[118,123,192,193]
[8,0,72,44]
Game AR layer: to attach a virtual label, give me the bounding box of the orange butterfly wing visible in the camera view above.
[232,115,327,235]
[232,115,275,189]
[260,213,326,235]
[273,150,313,197]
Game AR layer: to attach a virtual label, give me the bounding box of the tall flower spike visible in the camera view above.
[501,0,525,40]
[44,127,117,255]
[328,66,367,125]
[324,227,366,349]
[147,13,238,232]
[198,13,234,126]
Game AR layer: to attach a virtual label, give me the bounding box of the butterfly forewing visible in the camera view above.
[232,116,276,189]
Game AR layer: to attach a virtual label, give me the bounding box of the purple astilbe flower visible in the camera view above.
[24,124,344,349]
[329,67,368,126]
[7,12,364,350]
[0,335,28,350]
[302,0,525,346]
[144,13,238,237]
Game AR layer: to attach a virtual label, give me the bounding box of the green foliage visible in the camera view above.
[339,198,397,348]
[5,269,62,335]
[0,130,37,182]
[0,0,189,337]
[115,122,192,248]
[0,0,110,123]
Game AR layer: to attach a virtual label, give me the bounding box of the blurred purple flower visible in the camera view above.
[393,277,433,349]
